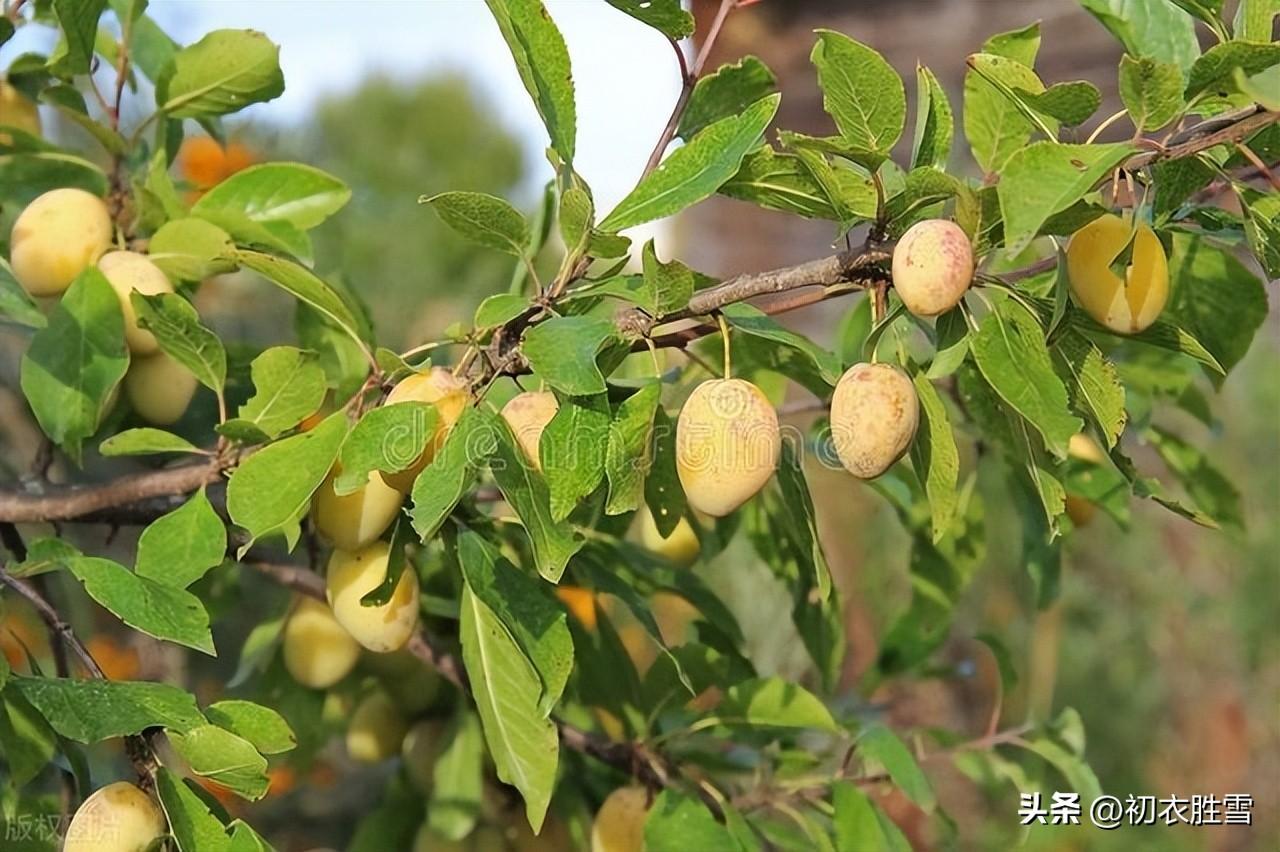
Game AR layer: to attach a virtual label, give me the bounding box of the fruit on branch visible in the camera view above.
[555,585,598,630]
[123,351,197,425]
[676,379,781,517]
[283,597,360,689]
[1068,433,1106,465]
[591,786,650,852]
[326,540,421,652]
[97,251,175,355]
[366,648,443,714]
[0,81,41,144]
[1065,494,1097,527]
[1066,213,1169,334]
[8,188,112,297]
[312,467,405,551]
[500,390,559,471]
[830,363,919,479]
[652,591,699,646]
[891,219,974,317]
[639,508,700,567]
[62,781,166,852]
[401,718,444,792]
[381,366,472,491]
[346,690,409,763]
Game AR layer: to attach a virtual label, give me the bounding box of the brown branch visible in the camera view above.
[0,459,227,523]
[1126,107,1278,169]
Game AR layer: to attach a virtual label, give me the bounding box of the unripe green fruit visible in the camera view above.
[401,718,444,792]
[98,250,175,354]
[312,467,404,551]
[500,390,558,471]
[891,219,974,317]
[639,508,699,567]
[8,188,112,297]
[326,540,420,653]
[283,597,360,689]
[381,367,471,492]
[676,379,780,517]
[124,351,197,425]
[63,781,166,852]
[1066,213,1168,334]
[591,786,649,852]
[346,690,408,763]
[0,81,41,144]
[830,363,919,479]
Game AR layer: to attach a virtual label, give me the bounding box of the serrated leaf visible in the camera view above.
[605,0,693,39]
[132,291,227,392]
[641,240,695,317]
[1019,80,1101,126]
[1237,184,1280,278]
[223,346,327,441]
[910,373,959,543]
[170,724,270,800]
[678,56,777,141]
[722,302,841,386]
[226,410,348,553]
[1079,0,1200,72]
[810,30,905,168]
[720,677,837,731]
[10,676,205,743]
[410,408,497,541]
[99,427,203,456]
[459,584,558,832]
[66,556,214,653]
[911,65,953,170]
[194,162,350,231]
[541,393,610,521]
[1050,330,1126,448]
[19,269,128,464]
[421,191,530,256]
[601,94,779,231]
[963,53,1048,173]
[335,402,437,495]
[522,316,617,395]
[720,146,838,219]
[474,293,530,329]
[205,700,295,755]
[1119,55,1185,131]
[486,0,576,162]
[136,488,226,588]
[604,382,661,515]
[1185,40,1280,99]
[558,185,593,259]
[148,218,237,282]
[158,29,284,118]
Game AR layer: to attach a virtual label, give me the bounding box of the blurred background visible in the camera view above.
[1,1,1276,850]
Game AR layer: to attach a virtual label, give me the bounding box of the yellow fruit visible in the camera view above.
[312,467,404,551]
[891,219,974,317]
[591,786,649,852]
[63,781,166,852]
[500,390,558,471]
[1066,213,1168,334]
[1068,433,1106,465]
[639,509,700,567]
[326,540,420,653]
[0,81,41,144]
[676,379,780,517]
[8,188,112,297]
[401,718,444,792]
[381,367,471,491]
[830,363,919,479]
[652,592,699,646]
[97,251,175,354]
[346,690,408,763]
[124,351,197,425]
[555,585,598,631]
[282,598,360,689]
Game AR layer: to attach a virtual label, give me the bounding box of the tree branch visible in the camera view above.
[0,459,228,524]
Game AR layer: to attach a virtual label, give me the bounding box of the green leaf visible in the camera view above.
[775,444,833,602]
[0,686,57,787]
[641,240,695,317]
[1079,0,1201,72]
[810,30,905,168]
[558,185,593,260]
[963,53,1047,173]
[605,0,693,39]
[911,65,953,170]
[522,316,617,395]
[226,410,348,553]
[0,259,46,329]
[19,269,128,464]
[926,307,969,379]
[199,207,312,261]
[1234,0,1280,41]
[194,162,351,231]
[1237,184,1280,278]
[475,293,531,329]
[221,346,327,441]
[541,394,610,521]
[169,724,270,800]
[601,94,779,231]
[645,791,739,852]
[678,56,777,141]
[458,584,558,832]
[132,291,227,392]
[457,532,573,715]
[10,676,205,742]
[1019,80,1101,126]
[136,488,226,588]
[226,821,270,852]
[983,21,1041,67]
[156,768,232,852]
[1165,232,1268,378]
[604,382,661,515]
[236,251,366,353]
[157,29,284,119]
[335,402,437,495]
[722,302,842,386]
[1050,330,1127,449]
[997,142,1135,256]
[205,700,296,755]
[644,408,686,539]
[99,427,203,457]
[1146,426,1242,528]
[51,0,107,75]
[720,146,840,220]
[486,409,583,583]
[1119,55,1185,131]
[720,677,837,731]
[972,300,1082,458]
[421,191,530,256]
[410,408,498,541]
[1185,40,1280,99]
[148,218,237,282]
[426,712,485,840]
[66,556,214,653]
[910,373,959,543]
[857,724,936,811]
[834,783,905,852]
[0,152,109,204]
[485,0,576,162]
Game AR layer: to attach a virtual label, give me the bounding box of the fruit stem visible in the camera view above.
[716,313,731,378]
